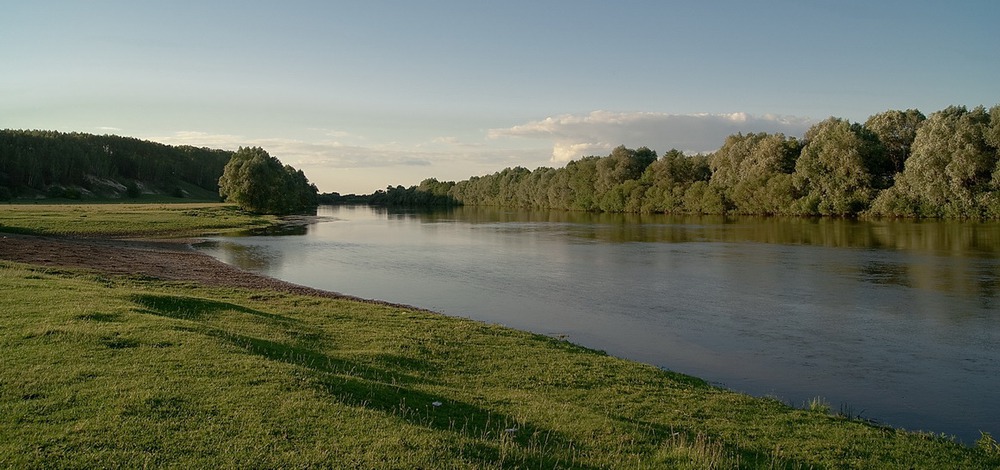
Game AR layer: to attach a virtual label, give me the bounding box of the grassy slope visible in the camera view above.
[0,205,996,468]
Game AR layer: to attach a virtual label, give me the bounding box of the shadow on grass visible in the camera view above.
[132,293,296,324]
[622,414,819,469]
[135,292,593,468]
[211,330,592,468]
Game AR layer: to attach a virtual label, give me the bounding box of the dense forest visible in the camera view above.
[345,105,1000,218]
[0,130,233,200]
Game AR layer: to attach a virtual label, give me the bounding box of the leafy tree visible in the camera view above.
[218,147,317,215]
[986,106,1000,218]
[595,146,657,194]
[525,167,557,207]
[283,165,319,209]
[565,157,600,211]
[988,105,1000,150]
[864,109,926,174]
[682,181,725,214]
[640,150,709,213]
[870,106,998,218]
[593,146,656,212]
[792,118,888,215]
[545,168,573,209]
[497,166,532,207]
[126,181,141,199]
[708,133,800,215]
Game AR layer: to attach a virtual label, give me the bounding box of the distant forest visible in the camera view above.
[0,130,233,201]
[331,105,1000,219]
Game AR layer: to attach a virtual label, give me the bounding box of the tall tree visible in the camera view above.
[708,133,800,215]
[595,146,657,193]
[218,147,317,215]
[792,118,888,216]
[565,157,600,211]
[595,146,657,212]
[870,106,998,218]
[640,150,709,213]
[864,109,926,175]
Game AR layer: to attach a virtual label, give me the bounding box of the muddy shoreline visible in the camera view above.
[0,232,417,310]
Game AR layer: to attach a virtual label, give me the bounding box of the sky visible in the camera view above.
[2,1,998,194]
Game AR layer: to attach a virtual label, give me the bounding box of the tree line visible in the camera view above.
[0,129,232,200]
[0,130,318,215]
[347,105,1000,218]
[321,178,458,207]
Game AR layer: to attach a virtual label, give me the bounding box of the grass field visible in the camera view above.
[0,203,275,237]
[1,204,997,468]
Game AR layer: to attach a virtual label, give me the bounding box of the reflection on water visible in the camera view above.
[381,207,1000,304]
[197,240,285,271]
[859,261,912,287]
[243,223,312,237]
[421,207,1000,254]
[198,205,1000,443]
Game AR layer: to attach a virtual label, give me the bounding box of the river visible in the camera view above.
[197,205,1000,444]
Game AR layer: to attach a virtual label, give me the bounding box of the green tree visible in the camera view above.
[218,147,317,215]
[870,106,998,218]
[283,165,319,210]
[864,109,926,175]
[682,181,725,214]
[792,118,888,216]
[595,146,657,193]
[0,129,232,199]
[125,181,141,199]
[545,168,573,209]
[708,133,800,215]
[526,167,557,207]
[565,157,600,211]
[593,146,656,212]
[639,150,709,213]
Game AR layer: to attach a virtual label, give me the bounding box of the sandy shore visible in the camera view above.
[0,232,380,303]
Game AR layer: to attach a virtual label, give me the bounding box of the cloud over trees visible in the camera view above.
[489,111,816,162]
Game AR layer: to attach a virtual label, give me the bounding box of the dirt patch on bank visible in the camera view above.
[0,233,394,305]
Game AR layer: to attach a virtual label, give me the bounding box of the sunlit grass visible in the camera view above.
[0,203,275,237]
[1,261,996,468]
[0,203,995,467]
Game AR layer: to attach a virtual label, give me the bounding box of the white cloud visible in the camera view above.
[144,110,817,194]
[552,142,613,162]
[489,110,817,162]
[153,130,541,170]
[306,128,357,139]
[423,136,489,149]
[432,136,460,145]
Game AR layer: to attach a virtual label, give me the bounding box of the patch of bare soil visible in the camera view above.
[0,233,389,305]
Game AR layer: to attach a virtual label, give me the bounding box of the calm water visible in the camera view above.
[198,205,1000,443]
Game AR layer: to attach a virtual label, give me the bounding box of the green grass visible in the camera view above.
[1,203,996,468]
[0,203,276,237]
[1,262,996,469]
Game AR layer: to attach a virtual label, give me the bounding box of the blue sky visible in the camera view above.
[2,1,998,193]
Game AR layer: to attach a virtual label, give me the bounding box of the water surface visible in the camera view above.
[198,205,1000,443]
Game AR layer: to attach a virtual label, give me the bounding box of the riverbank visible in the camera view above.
[1,204,998,468]
[0,233,349,299]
